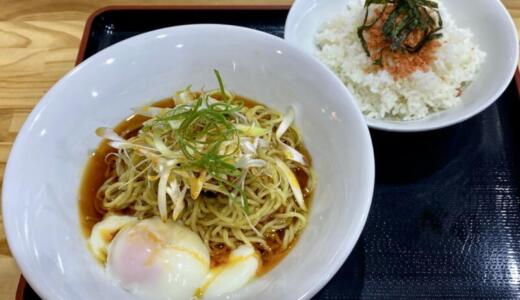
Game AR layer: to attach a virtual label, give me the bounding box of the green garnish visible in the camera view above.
[214,69,228,101]
[358,0,443,64]
[144,71,249,213]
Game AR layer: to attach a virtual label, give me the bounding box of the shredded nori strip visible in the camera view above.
[357,0,443,65]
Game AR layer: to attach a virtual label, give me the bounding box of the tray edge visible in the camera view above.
[74,4,291,65]
[16,276,27,300]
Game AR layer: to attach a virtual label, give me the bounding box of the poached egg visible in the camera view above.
[89,216,260,299]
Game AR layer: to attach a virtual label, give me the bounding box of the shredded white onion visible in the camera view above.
[132,106,164,117]
[96,127,124,142]
[275,158,306,210]
[274,108,307,166]
[275,107,295,139]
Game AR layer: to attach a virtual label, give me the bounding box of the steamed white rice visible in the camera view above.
[314,0,486,121]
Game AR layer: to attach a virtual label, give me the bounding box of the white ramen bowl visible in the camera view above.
[285,0,519,132]
[2,25,375,300]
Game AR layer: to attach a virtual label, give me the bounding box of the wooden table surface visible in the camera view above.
[0,0,519,298]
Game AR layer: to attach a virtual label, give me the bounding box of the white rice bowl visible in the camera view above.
[315,0,486,121]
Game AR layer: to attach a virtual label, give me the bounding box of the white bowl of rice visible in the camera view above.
[285,0,519,132]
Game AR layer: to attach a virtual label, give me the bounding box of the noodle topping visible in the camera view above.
[81,71,317,298]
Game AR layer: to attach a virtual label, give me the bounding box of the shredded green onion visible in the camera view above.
[214,69,228,101]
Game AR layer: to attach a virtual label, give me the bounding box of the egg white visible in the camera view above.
[106,218,210,300]
[88,214,138,262]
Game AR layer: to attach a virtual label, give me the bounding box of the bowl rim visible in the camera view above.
[2,24,375,300]
[284,0,520,132]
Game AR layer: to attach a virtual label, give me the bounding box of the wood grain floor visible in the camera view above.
[0,0,519,298]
